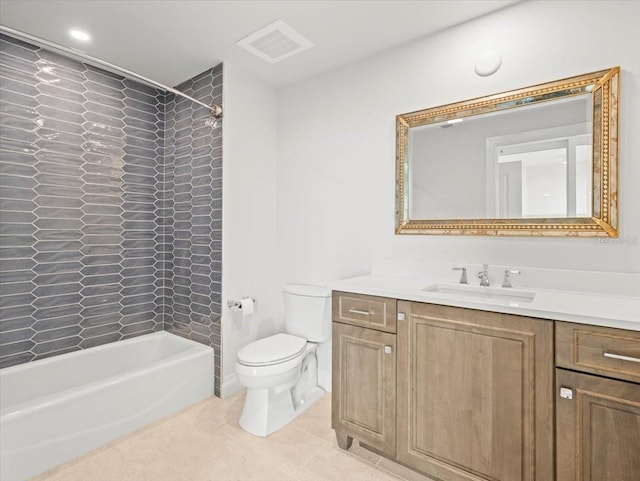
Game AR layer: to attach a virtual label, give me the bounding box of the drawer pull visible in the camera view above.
[348,308,371,316]
[603,352,640,363]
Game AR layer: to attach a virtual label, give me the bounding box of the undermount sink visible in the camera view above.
[422,284,536,304]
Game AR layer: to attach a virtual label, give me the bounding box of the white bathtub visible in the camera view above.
[0,331,214,481]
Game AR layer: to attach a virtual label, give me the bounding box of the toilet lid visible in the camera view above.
[237,333,307,366]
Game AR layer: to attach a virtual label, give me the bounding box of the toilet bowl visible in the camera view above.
[235,285,331,437]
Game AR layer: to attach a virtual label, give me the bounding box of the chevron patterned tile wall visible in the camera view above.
[0,33,223,394]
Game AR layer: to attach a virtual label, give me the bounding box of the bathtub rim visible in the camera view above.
[0,331,214,420]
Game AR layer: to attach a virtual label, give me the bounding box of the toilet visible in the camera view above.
[235,284,331,437]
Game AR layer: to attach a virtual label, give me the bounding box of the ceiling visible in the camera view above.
[0,0,518,89]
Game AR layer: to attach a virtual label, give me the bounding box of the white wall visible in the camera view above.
[277,0,640,288]
[222,62,280,396]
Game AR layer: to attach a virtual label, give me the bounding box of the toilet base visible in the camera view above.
[239,385,324,437]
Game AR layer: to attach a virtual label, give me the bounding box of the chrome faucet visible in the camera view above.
[478,264,490,287]
[452,267,468,284]
[502,269,521,288]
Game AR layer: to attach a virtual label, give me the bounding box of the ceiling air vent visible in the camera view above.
[236,20,314,64]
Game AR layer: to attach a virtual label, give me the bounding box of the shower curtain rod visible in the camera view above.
[0,25,223,118]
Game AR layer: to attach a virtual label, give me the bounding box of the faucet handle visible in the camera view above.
[452,267,468,284]
[502,269,521,288]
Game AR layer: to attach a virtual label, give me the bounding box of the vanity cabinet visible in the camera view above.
[396,301,554,481]
[555,322,640,481]
[331,292,397,456]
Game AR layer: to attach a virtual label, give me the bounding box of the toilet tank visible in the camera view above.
[283,285,331,342]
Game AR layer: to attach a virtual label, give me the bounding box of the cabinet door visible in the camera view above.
[332,322,396,455]
[396,301,554,481]
[556,369,640,481]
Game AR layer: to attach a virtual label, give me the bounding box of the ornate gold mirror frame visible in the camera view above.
[396,67,620,237]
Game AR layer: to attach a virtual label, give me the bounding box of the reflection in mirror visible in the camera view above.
[396,67,619,237]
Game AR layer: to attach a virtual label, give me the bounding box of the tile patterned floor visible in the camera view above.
[31,392,435,481]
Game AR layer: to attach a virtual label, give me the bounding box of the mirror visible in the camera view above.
[396,67,619,237]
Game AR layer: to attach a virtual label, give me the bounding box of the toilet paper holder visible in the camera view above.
[227,297,256,309]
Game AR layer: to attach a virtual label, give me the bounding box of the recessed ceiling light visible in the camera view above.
[69,29,90,42]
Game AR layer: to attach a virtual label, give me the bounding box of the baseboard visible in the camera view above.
[221,373,244,398]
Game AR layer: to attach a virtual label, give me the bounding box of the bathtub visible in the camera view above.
[0,331,214,481]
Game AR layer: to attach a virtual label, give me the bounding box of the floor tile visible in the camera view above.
[31,392,431,481]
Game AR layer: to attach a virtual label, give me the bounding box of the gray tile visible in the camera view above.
[84,80,125,100]
[32,214,83,230]
[81,204,124,216]
[0,174,37,189]
[31,335,81,355]
[79,264,121,276]
[32,325,82,342]
[80,303,120,319]
[32,346,79,361]
[0,49,38,74]
[80,254,122,266]
[0,339,35,357]
[80,214,121,225]
[0,304,36,322]
[33,271,82,286]
[0,219,36,236]
[0,352,35,369]
[120,302,154,316]
[84,89,125,109]
[35,161,83,178]
[37,49,86,73]
[33,229,82,241]
[82,111,125,130]
[121,269,155,287]
[80,225,123,236]
[34,184,84,198]
[32,260,82,274]
[122,78,158,97]
[81,321,121,339]
[0,76,39,96]
[0,281,35,296]
[32,282,82,297]
[0,246,36,259]
[37,104,85,124]
[79,332,121,349]
[83,101,122,119]
[32,292,82,309]
[36,93,86,114]
[80,293,121,308]
[33,314,82,331]
[34,207,82,219]
[84,68,125,90]
[34,240,83,252]
[81,183,125,196]
[120,319,156,336]
[0,259,35,283]
[121,267,154,279]
[38,82,86,104]
[80,283,121,297]
[123,125,159,141]
[0,316,35,331]
[0,197,37,213]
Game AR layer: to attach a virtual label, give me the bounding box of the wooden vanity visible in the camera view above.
[331,291,640,481]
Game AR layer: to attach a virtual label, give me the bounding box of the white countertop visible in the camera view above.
[330,275,640,332]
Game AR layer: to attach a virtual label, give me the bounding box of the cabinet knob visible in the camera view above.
[560,387,573,400]
[397,312,406,321]
[384,346,393,354]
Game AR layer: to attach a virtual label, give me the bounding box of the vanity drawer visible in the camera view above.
[332,291,397,333]
[556,322,640,384]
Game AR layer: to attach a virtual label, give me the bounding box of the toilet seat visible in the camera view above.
[237,333,307,367]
